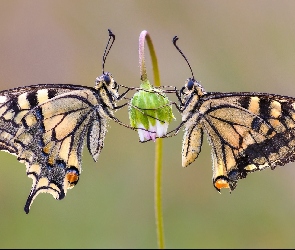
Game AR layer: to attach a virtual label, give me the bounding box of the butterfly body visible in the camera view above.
[180,78,295,191]
[0,72,120,213]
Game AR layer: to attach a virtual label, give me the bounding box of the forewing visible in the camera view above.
[0,85,86,154]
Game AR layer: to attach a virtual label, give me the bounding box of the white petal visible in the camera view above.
[150,131,156,141]
[148,123,157,141]
[137,124,147,142]
[155,120,168,137]
[144,129,152,140]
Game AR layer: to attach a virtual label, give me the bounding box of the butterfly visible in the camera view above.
[171,36,295,192]
[0,29,133,213]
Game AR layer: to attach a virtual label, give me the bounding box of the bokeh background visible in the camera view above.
[1,0,295,248]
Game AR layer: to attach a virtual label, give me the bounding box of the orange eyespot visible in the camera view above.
[214,179,230,190]
[65,167,79,186]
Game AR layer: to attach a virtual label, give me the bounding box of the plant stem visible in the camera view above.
[139,30,165,249]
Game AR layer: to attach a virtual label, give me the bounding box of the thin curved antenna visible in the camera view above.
[102,29,116,74]
[172,36,195,80]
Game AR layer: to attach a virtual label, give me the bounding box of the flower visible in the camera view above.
[129,80,175,142]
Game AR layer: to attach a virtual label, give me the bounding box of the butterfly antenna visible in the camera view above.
[172,36,195,80]
[102,29,116,74]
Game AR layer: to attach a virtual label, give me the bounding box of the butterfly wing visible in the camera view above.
[182,92,295,191]
[0,84,108,213]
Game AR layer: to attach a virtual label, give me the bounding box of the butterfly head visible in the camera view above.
[180,78,206,104]
[95,72,119,100]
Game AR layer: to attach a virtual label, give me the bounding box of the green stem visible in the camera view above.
[154,136,164,249]
[138,30,165,249]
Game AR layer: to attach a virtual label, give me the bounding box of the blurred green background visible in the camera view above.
[1,0,295,248]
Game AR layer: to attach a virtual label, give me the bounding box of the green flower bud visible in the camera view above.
[129,80,175,141]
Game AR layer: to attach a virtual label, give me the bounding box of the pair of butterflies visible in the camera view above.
[1,30,295,213]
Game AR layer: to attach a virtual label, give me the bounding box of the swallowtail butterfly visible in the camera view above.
[0,29,131,213]
[172,36,295,192]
